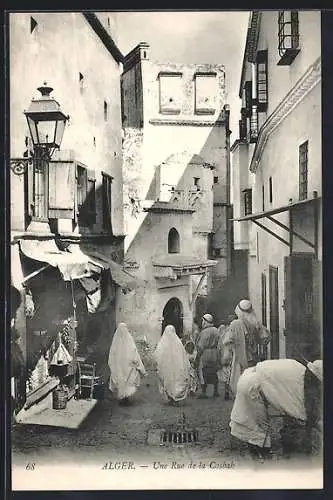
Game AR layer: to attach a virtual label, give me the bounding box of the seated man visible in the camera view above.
[229,358,322,461]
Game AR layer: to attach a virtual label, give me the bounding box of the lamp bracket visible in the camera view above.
[10,157,33,176]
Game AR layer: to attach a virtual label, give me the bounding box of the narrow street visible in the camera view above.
[12,344,285,468]
[11,345,323,490]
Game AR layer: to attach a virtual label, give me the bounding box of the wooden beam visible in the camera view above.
[253,220,290,247]
[190,272,206,307]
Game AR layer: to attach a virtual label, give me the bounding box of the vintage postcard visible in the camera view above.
[8,9,323,491]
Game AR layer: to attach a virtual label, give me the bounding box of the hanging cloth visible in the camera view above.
[50,341,73,366]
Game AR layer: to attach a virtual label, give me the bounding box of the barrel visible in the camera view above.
[52,386,68,410]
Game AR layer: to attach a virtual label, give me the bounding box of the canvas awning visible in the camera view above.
[18,239,145,291]
[76,247,146,291]
[19,239,101,281]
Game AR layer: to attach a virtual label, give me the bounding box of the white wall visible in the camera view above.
[10,12,124,235]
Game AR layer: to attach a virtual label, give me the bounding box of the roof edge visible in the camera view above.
[83,12,124,64]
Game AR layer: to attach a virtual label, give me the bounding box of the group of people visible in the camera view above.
[107,298,323,461]
[10,282,322,462]
[107,298,271,405]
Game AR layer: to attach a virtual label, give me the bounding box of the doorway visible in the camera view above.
[284,254,321,359]
[162,298,183,338]
[269,266,280,359]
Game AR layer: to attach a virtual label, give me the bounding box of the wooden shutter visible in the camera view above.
[311,259,322,357]
[244,81,252,117]
[86,169,96,225]
[48,160,75,219]
[284,255,294,357]
[24,162,35,219]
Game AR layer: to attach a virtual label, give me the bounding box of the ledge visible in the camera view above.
[149,117,226,127]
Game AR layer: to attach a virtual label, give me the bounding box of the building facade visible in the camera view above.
[118,43,232,343]
[231,10,322,360]
[9,12,136,413]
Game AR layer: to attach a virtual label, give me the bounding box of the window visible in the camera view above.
[278,11,300,65]
[214,176,218,184]
[30,17,37,33]
[299,141,308,201]
[159,73,182,114]
[243,188,252,216]
[239,107,247,140]
[168,227,180,254]
[256,50,268,112]
[269,177,273,204]
[193,177,201,191]
[104,101,108,121]
[79,73,85,94]
[244,81,252,118]
[195,73,217,115]
[262,185,265,211]
[250,103,258,143]
[77,164,96,226]
[102,172,113,232]
[25,156,77,224]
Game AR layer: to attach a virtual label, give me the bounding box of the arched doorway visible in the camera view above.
[162,297,183,338]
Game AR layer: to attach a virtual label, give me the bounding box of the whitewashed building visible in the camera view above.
[231,10,322,360]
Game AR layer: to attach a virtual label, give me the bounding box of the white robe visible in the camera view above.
[108,323,146,400]
[230,359,310,448]
[154,325,191,402]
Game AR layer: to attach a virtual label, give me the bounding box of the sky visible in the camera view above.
[115,11,250,137]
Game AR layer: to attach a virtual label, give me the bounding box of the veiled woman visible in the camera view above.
[154,325,191,405]
[108,323,146,404]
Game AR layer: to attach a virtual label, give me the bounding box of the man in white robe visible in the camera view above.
[230,358,322,460]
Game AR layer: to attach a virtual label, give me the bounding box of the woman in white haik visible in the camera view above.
[108,323,147,404]
[154,325,191,405]
[229,358,323,461]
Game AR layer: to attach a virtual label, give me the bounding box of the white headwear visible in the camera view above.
[307,360,323,382]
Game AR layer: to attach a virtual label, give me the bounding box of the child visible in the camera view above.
[184,337,199,396]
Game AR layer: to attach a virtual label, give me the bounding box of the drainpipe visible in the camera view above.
[224,104,232,276]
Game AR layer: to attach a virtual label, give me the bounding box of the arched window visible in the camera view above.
[168,227,180,254]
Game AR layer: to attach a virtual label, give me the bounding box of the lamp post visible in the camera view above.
[10,83,69,175]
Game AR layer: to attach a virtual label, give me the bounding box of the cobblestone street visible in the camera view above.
[12,345,284,468]
[12,347,323,490]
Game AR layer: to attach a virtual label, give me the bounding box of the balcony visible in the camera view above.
[153,254,217,280]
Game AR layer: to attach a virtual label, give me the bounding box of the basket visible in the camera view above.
[52,386,68,410]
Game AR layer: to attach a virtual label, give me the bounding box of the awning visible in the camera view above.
[73,247,147,291]
[18,239,146,291]
[231,194,321,255]
[231,195,320,223]
[153,254,217,279]
[19,239,100,281]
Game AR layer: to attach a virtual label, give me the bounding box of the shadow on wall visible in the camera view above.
[194,248,249,328]
[123,108,248,326]
[125,109,230,255]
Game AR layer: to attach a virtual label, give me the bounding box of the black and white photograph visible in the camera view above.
[8,9,323,490]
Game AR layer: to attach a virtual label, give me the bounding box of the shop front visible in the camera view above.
[12,237,140,415]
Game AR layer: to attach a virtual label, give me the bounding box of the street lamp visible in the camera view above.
[10,83,69,175]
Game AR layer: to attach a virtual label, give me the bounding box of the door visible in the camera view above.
[269,266,280,359]
[162,298,183,338]
[259,273,268,360]
[284,255,319,359]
